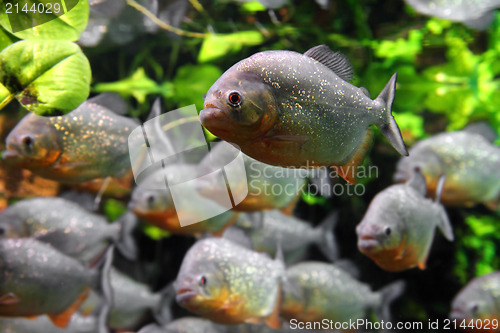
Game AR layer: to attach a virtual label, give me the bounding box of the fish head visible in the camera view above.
[356,190,405,255]
[200,70,278,144]
[129,187,173,217]
[175,241,229,316]
[2,114,61,168]
[450,279,499,323]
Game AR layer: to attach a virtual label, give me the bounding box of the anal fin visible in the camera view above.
[48,288,90,328]
[334,129,374,184]
[0,292,19,305]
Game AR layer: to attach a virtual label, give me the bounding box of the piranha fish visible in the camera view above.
[228,210,338,262]
[0,238,112,329]
[80,268,171,330]
[280,262,405,324]
[450,272,500,332]
[0,314,98,333]
[404,0,500,30]
[394,124,500,209]
[0,197,137,262]
[138,317,225,333]
[129,163,240,236]
[199,45,408,183]
[356,168,453,272]
[2,96,139,183]
[174,238,285,328]
[197,141,308,215]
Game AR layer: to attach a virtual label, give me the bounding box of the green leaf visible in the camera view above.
[172,64,222,111]
[103,198,128,222]
[142,223,171,240]
[0,39,91,115]
[0,0,89,41]
[0,25,16,52]
[241,1,267,12]
[198,31,265,63]
[93,67,171,104]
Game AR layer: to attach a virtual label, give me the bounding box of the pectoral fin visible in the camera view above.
[263,292,282,329]
[334,129,373,184]
[48,288,90,328]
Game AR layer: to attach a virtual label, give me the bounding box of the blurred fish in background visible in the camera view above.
[357,168,453,271]
[450,272,500,332]
[394,123,500,209]
[404,0,500,29]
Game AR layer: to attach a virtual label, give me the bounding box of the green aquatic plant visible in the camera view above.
[0,0,91,115]
[454,214,500,285]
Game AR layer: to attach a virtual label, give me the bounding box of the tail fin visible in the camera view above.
[96,245,114,333]
[316,211,339,262]
[374,73,408,157]
[375,280,405,322]
[115,211,138,261]
[153,282,175,326]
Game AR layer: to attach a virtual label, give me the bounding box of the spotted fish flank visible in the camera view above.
[394,124,500,209]
[2,98,139,183]
[280,262,405,323]
[0,238,110,328]
[200,45,408,183]
[0,197,137,262]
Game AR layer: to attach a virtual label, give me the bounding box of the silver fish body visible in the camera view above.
[138,317,225,333]
[0,238,98,319]
[357,170,453,271]
[0,197,136,262]
[281,262,404,323]
[232,210,338,262]
[405,0,500,29]
[174,238,284,326]
[3,99,139,183]
[0,314,97,333]
[394,128,500,207]
[129,163,239,235]
[200,45,407,178]
[81,268,170,330]
[197,141,308,212]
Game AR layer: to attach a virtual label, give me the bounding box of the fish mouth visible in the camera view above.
[1,149,22,163]
[448,311,465,321]
[358,235,381,252]
[199,105,231,137]
[176,288,198,304]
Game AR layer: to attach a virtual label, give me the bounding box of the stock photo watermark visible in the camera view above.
[128,104,379,227]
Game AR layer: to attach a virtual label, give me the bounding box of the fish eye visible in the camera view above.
[227,91,242,107]
[470,303,479,314]
[199,276,207,286]
[202,93,207,100]
[0,227,4,236]
[384,227,392,236]
[22,135,34,151]
[146,195,155,205]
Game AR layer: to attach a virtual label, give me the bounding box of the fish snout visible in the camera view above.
[356,225,382,252]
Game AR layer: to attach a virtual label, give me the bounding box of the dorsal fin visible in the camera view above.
[304,45,354,82]
[406,167,427,196]
[463,122,497,143]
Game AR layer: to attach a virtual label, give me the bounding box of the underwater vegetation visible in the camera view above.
[0,0,499,332]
